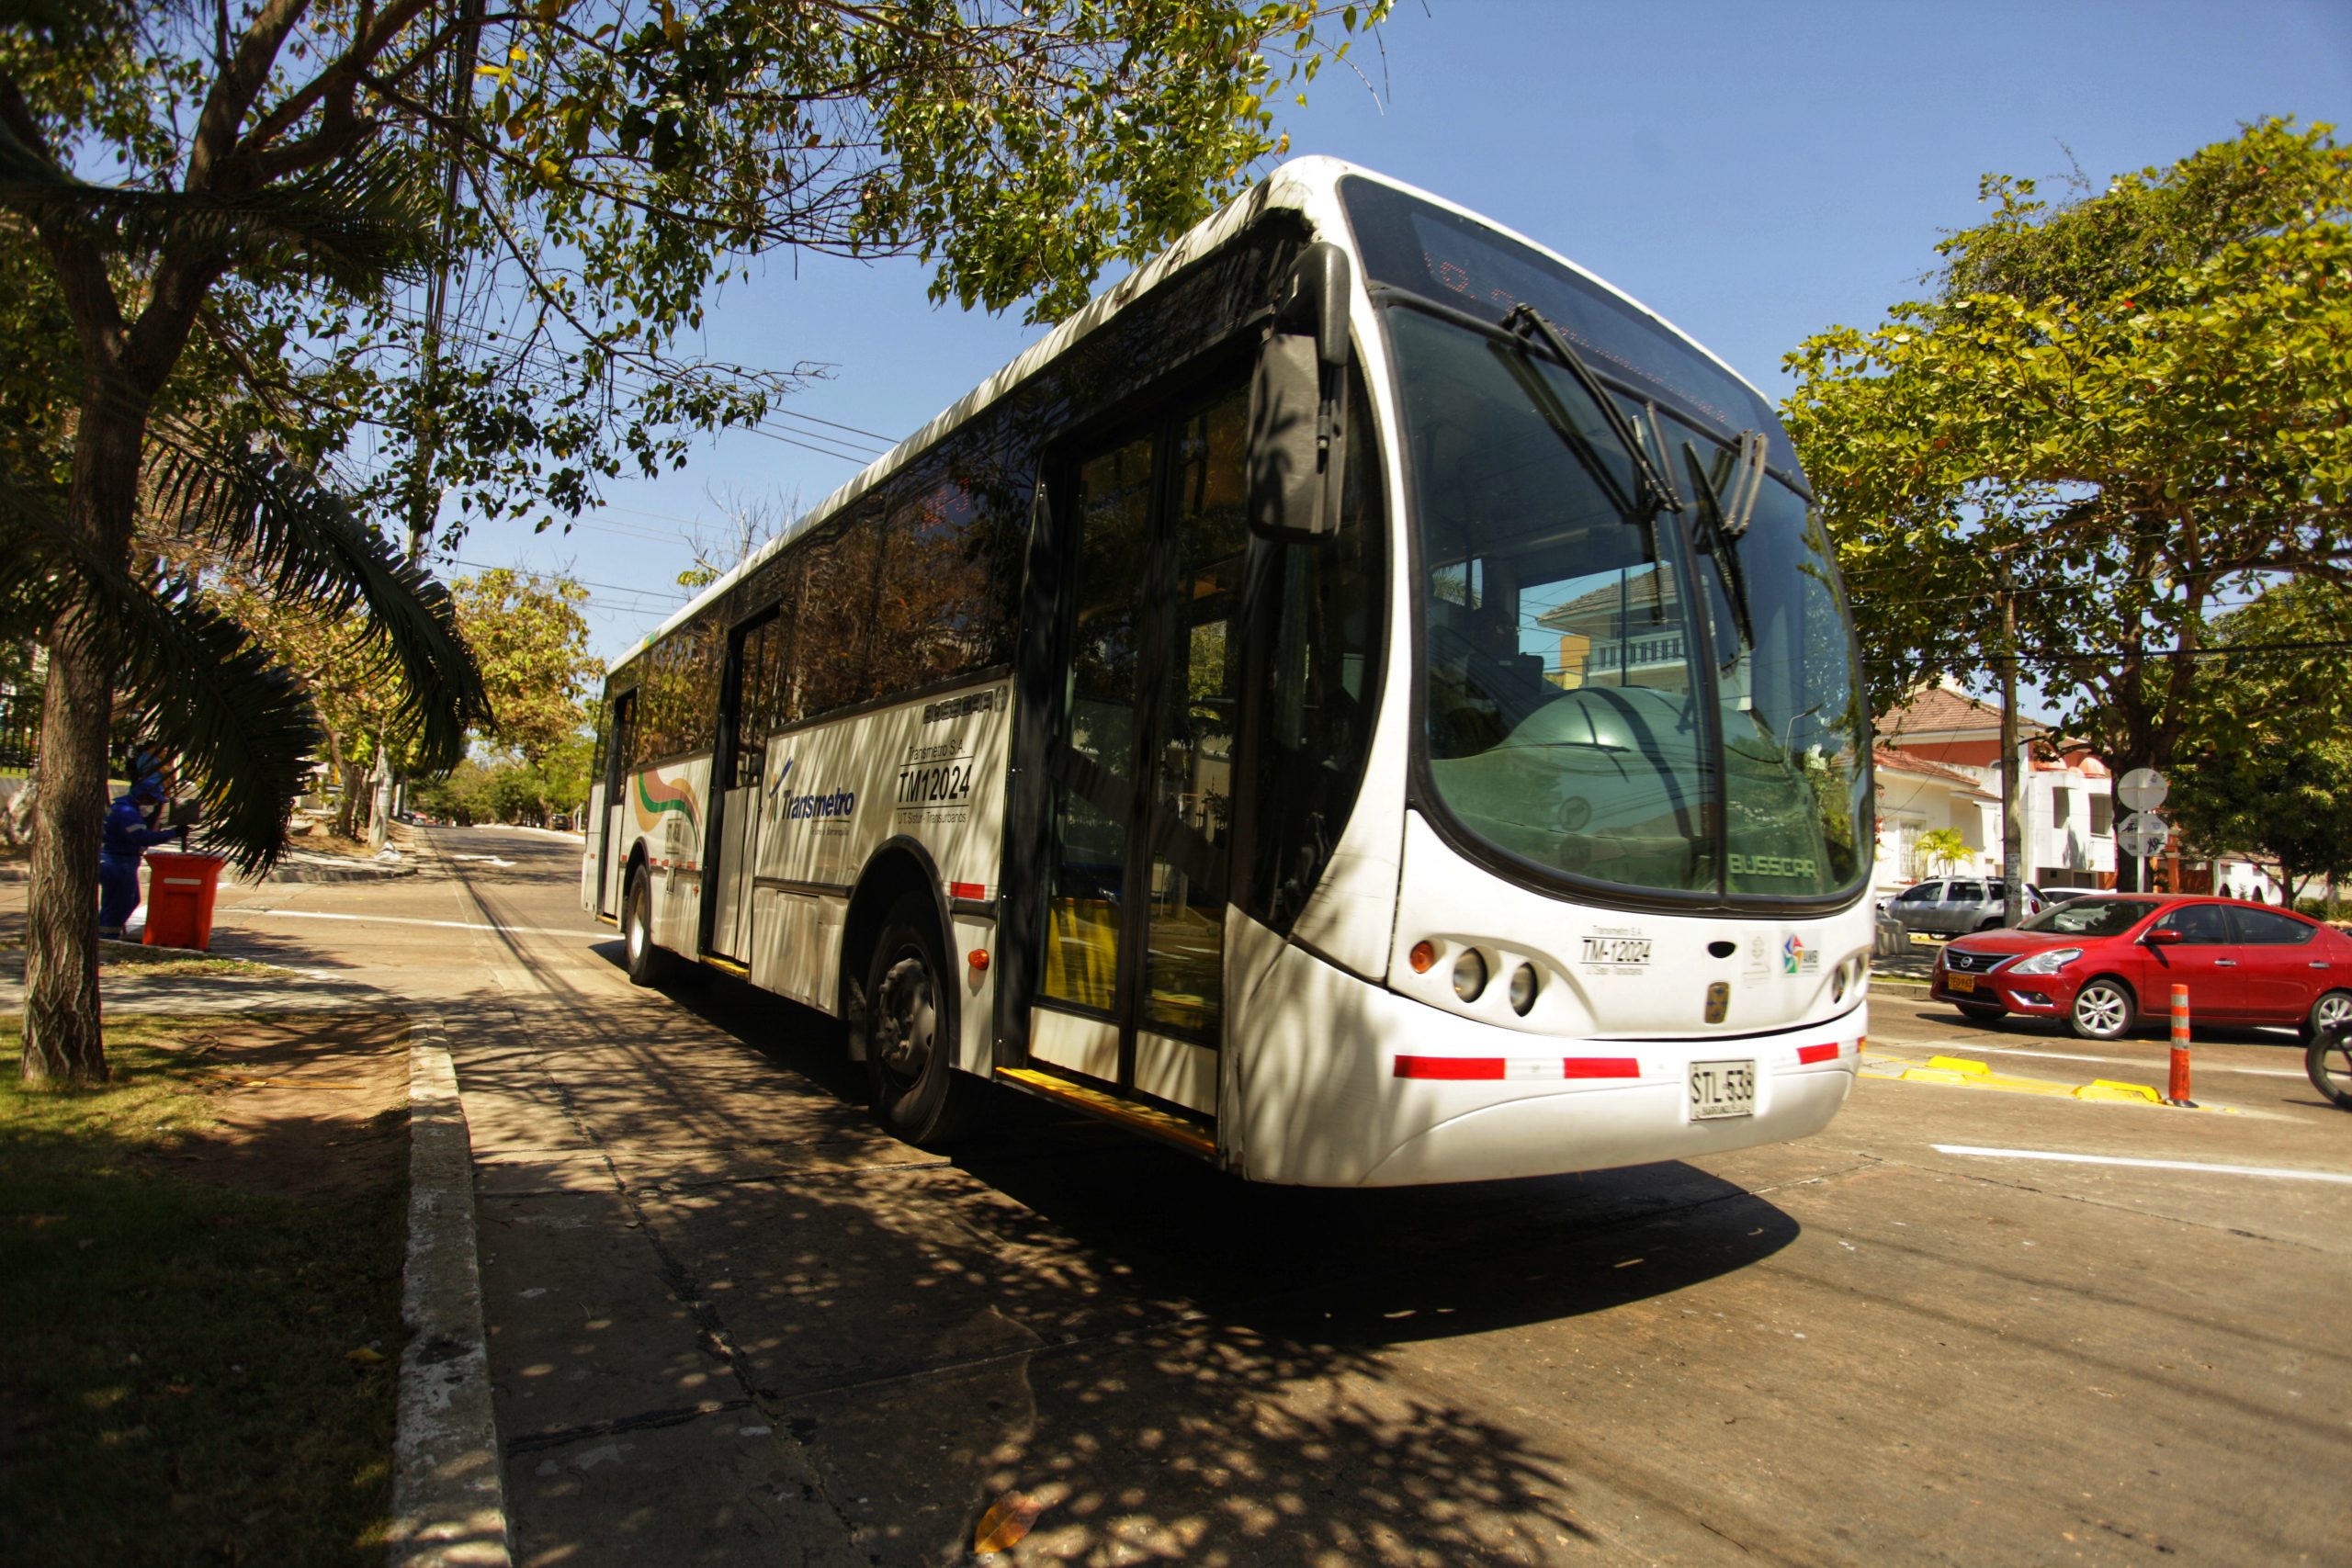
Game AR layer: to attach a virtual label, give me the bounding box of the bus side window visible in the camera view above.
[1245,368,1385,931]
[874,473,1010,693]
[794,503,885,716]
[606,689,636,780]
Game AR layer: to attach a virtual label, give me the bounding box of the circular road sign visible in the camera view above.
[2117,768,2169,812]
[2117,811,2171,859]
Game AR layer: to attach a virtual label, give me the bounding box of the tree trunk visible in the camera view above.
[334,756,362,839]
[21,393,149,1085]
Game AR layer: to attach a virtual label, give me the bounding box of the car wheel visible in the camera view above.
[623,867,670,988]
[1955,1001,2007,1026]
[2302,988,2352,1043]
[865,894,985,1146]
[2069,976,2137,1041]
[1975,918,2004,932]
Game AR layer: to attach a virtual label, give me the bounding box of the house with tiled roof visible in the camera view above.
[1872,679,2118,892]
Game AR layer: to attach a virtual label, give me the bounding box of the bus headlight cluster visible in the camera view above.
[1452,948,1488,1002]
[1830,953,1870,1003]
[1412,940,1543,1016]
[1508,963,1540,1015]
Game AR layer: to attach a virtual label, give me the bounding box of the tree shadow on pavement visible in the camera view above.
[490,951,1804,1565]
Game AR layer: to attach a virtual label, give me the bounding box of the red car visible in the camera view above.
[1931,895,2352,1041]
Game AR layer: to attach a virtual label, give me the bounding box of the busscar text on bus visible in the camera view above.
[582,158,1875,1188]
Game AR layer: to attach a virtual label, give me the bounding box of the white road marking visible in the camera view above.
[238,908,608,940]
[447,854,517,867]
[1933,1144,2352,1186]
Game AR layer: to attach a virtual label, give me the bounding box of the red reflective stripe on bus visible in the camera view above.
[1394,1056,1641,1080]
[1393,1055,1505,1080]
[948,881,986,900]
[1796,1043,1840,1065]
[1562,1057,1640,1078]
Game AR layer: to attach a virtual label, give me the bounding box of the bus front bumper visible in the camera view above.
[1231,950,1863,1186]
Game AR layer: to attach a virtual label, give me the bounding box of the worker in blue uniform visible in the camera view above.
[98,781,182,939]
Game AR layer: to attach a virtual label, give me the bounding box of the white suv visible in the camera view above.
[1879,878,2048,937]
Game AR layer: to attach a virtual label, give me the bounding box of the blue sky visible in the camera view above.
[440,0,2352,665]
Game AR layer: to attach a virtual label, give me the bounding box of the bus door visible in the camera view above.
[600,689,638,919]
[1029,378,1250,1118]
[707,611,781,964]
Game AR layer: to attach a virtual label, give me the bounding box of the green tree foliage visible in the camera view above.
[3,0,1383,1082]
[212,566,599,833]
[2169,578,2352,905]
[1785,119,2352,875]
[447,570,604,762]
[1917,827,1969,877]
[411,733,594,827]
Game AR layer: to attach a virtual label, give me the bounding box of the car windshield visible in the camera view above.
[2018,897,2153,938]
[1387,304,1869,900]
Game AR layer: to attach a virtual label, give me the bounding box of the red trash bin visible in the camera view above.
[142,852,227,951]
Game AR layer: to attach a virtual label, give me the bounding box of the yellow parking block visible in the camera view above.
[1859,1046,2222,1111]
[2075,1080,2163,1104]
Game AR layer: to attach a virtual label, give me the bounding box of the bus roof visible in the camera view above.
[606,156,1770,679]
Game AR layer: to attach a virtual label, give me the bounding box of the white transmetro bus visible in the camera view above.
[583,158,1873,1185]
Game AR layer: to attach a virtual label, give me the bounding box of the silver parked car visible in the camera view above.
[1878,877,2049,938]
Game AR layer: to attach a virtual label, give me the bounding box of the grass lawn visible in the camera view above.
[0,1014,411,1566]
[0,937,282,979]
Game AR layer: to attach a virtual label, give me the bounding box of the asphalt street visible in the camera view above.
[24,827,2350,1565]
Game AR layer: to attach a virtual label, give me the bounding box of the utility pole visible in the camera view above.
[2000,561,2024,926]
[371,0,485,850]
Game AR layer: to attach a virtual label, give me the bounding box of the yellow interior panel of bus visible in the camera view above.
[1043,897,1120,1011]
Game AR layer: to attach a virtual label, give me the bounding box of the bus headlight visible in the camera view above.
[1453,949,1489,1002]
[1508,963,1539,1015]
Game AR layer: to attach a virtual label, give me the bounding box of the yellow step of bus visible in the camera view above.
[994,1066,1216,1158]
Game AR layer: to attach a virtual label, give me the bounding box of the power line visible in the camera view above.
[438,557,688,604]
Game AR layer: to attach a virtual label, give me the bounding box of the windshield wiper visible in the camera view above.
[1680,431,1768,651]
[1683,428,1767,540]
[1498,303,1683,521]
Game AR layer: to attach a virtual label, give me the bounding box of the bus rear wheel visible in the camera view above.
[865,895,983,1146]
[623,868,671,988]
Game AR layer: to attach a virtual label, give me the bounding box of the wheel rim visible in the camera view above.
[873,949,938,1090]
[2076,985,2127,1034]
[2317,995,2352,1032]
[627,884,645,964]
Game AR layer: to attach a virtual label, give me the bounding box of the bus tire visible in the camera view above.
[865,894,983,1146]
[2307,1022,2352,1110]
[623,867,671,988]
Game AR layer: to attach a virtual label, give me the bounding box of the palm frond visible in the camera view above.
[0,482,322,874]
[116,582,325,875]
[144,421,492,772]
[0,129,437,290]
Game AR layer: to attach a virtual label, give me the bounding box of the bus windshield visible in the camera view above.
[1387,302,1868,902]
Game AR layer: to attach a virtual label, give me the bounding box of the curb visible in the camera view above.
[389,1011,514,1568]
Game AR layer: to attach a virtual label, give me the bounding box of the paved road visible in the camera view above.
[20,830,2350,1564]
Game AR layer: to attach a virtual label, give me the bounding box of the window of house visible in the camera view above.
[2090,793,2112,835]
[2052,788,2072,828]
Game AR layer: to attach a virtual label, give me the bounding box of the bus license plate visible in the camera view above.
[1689,1060,1756,1121]
[1948,972,1977,993]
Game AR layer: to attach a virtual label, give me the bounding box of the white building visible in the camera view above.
[1871,682,2117,892]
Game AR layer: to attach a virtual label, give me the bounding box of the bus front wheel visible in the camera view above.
[623,868,671,988]
[865,895,983,1146]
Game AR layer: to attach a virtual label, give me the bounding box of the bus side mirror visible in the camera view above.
[1248,243,1351,543]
